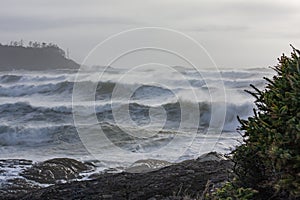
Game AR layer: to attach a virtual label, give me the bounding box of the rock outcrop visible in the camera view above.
[20,158,94,184]
[0,153,233,200]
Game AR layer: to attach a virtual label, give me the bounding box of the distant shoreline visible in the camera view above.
[0,43,79,71]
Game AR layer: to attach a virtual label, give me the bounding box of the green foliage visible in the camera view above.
[205,181,258,200]
[232,46,300,199]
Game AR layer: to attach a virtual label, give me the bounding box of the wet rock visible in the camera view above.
[20,158,233,200]
[20,158,94,184]
[197,152,227,162]
[0,159,36,199]
[0,178,42,200]
[126,159,172,173]
[0,159,33,168]
[88,167,124,180]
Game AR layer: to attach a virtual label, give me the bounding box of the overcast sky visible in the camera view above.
[1,0,300,68]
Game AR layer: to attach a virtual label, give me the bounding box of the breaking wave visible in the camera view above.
[0,68,273,160]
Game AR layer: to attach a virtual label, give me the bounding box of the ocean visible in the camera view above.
[0,66,273,169]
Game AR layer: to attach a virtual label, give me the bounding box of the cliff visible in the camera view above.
[0,44,79,71]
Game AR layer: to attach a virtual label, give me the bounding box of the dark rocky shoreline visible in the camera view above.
[0,153,233,200]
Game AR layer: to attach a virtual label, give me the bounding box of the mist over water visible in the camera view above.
[0,67,273,167]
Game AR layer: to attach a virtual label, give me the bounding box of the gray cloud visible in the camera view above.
[0,0,299,68]
[191,25,249,32]
[0,16,142,31]
[221,1,298,16]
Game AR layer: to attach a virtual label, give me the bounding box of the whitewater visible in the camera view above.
[0,66,274,169]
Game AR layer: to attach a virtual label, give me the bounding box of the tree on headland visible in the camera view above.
[32,41,40,48]
[0,40,67,58]
[19,39,24,47]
